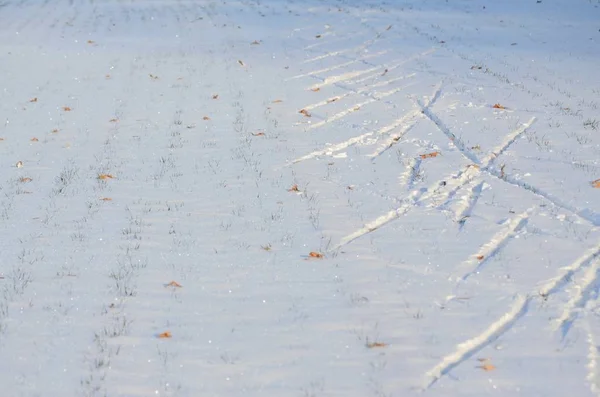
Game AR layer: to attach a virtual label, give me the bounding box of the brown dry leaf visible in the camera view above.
[478,363,496,371]
[420,151,441,159]
[109,118,119,123]
[238,60,245,67]
[203,116,211,121]
[149,74,159,80]
[19,177,33,183]
[0,138,4,141]
[212,94,219,99]
[287,184,300,192]
[310,87,320,92]
[315,34,322,39]
[29,97,38,103]
[299,109,312,117]
[100,197,112,201]
[591,179,600,188]
[51,129,59,133]
[97,174,115,180]
[252,132,266,136]
[476,255,485,260]
[272,99,283,104]
[309,251,324,258]
[366,341,387,348]
[30,137,39,142]
[105,74,111,79]
[492,103,506,109]
[166,281,183,288]
[251,40,261,45]
[157,331,172,339]
[63,106,72,112]
[87,40,95,44]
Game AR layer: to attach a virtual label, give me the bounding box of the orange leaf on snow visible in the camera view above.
[299,109,311,117]
[478,363,496,371]
[19,177,33,183]
[310,87,321,92]
[420,151,441,159]
[30,137,39,142]
[157,331,172,339]
[476,255,485,260]
[100,197,112,201]
[492,103,506,109]
[97,174,115,180]
[203,116,211,120]
[477,358,496,371]
[63,106,72,111]
[309,251,324,258]
[592,179,600,188]
[165,281,183,288]
[287,184,300,192]
[252,131,265,136]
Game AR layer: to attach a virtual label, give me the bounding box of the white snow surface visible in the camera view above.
[1,0,600,396]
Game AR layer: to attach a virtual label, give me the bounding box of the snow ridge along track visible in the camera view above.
[1,0,599,396]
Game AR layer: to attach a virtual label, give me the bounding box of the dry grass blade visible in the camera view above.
[97,174,115,180]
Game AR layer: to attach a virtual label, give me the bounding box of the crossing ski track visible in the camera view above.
[0,0,599,396]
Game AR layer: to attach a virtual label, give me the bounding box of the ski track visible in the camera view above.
[454,208,533,282]
[1,0,599,395]
[451,180,484,226]
[423,294,531,389]
[555,258,600,339]
[585,318,600,397]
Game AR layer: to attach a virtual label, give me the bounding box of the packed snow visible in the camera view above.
[1,0,599,396]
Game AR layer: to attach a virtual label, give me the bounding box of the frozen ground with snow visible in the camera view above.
[1,0,599,395]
